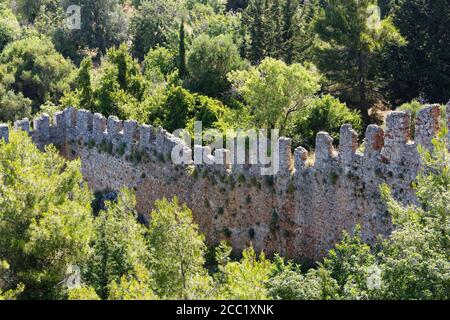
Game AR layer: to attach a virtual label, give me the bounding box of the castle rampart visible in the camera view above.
[1,103,449,261]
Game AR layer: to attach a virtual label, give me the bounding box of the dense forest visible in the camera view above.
[0,0,449,300]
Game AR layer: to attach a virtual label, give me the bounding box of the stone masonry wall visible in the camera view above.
[1,103,449,261]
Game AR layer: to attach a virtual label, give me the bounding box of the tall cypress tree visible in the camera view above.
[178,19,187,79]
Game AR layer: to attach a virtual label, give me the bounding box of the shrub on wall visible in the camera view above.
[287,94,363,150]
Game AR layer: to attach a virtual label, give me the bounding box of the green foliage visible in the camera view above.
[381,0,450,105]
[186,34,247,97]
[0,87,32,122]
[378,130,450,300]
[0,131,93,299]
[287,94,362,149]
[314,0,404,121]
[68,286,101,300]
[84,188,149,299]
[130,0,182,60]
[144,46,178,82]
[267,256,338,300]
[0,259,24,300]
[229,57,321,134]
[214,244,274,299]
[322,226,377,299]
[147,197,211,299]
[243,0,318,64]
[76,58,94,110]
[54,0,128,62]
[0,2,21,51]
[397,100,446,135]
[148,86,233,133]
[0,36,74,113]
[70,44,147,120]
[107,266,157,300]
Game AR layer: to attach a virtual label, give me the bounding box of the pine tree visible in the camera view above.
[314,0,404,123]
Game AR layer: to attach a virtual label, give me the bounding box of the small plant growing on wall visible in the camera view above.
[287,181,296,194]
[117,142,127,156]
[223,227,232,238]
[88,139,96,149]
[270,209,280,233]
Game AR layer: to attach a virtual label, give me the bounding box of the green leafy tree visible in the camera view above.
[267,256,339,300]
[314,0,404,122]
[0,36,75,112]
[378,130,450,300]
[214,243,274,300]
[0,260,24,300]
[75,58,94,110]
[228,57,321,134]
[54,0,129,63]
[143,46,178,83]
[243,0,317,64]
[0,2,21,51]
[0,87,32,122]
[147,197,211,299]
[68,286,101,300]
[107,266,157,300]
[148,86,232,133]
[287,94,362,149]
[94,44,147,118]
[186,34,247,97]
[381,0,450,105]
[84,188,150,299]
[0,130,94,299]
[178,19,187,79]
[130,0,182,60]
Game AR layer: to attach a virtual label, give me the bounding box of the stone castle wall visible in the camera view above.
[1,103,449,261]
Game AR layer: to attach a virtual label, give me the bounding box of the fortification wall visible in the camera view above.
[1,103,449,261]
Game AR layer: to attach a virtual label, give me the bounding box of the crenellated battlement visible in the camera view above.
[1,103,449,178]
[1,103,449,261]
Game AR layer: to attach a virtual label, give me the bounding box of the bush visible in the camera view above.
[148,86,232,133]
[0,3,21,51]
[287,95,362,150]
[0,36,75,111]
[186,34,247,97]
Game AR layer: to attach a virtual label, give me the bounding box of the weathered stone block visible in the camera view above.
[0,124,9,143]
[33,114,50,141]
[14,118,30,134]
[64,107,77,128]
[278,137,293,174]
[315,132,335,167]
[364,125,384,159]
[76,109,93,141]
[339,124,358,167]
[383,111,411,163]
[124,120,138,143]
[294,146,308,172]
[139,125,152,151]
[107,116,122,141]
[93,113,107,143]
[415,104,441,150]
